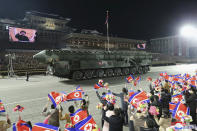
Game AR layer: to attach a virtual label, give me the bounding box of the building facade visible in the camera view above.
[0,11,75,50]
[150,35,197,58]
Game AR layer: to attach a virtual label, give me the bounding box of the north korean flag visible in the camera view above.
[0,100,5,112]
[128,90,135,97]
[76,86,84,94]
[172,102,190,120]
[126,75,134,83]
[66,91,83,101]
[13,120,32,131]
[48,92,62,108]
[64,128,78,131]
[160,72,167,77]
[190,80,197,87]
[171,92,184,103]
[135,76,141,83]
[169,102,177,113]
[128,91,149,108]
[76,115,96,131]
[70,109,88,126]
[94,83,103,90]
[32,123,59,131]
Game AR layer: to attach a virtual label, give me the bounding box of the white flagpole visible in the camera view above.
[106,10,110,52]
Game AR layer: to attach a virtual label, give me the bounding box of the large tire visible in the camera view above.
[130,67,137,74]
[96,69,104,78]
[106,69,113,77]
[72,71,83,80]
[84,70,93,79]
[122,68,129,75]
[114,68,122,76]
[138,67,143,74]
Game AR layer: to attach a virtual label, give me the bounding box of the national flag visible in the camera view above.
[105,11,109,25]
[147,76,152,81]
[190,80,197,87]
[172,102,190,120]
[169,102,177,113]
[13,105,24,112]
[13,120,32,131]
[183,73,191,80]
[126,75,134,83]
[76,115,96,131]
[32,123,59,131]
[48,92,62,108]
[159,72,167,77]
[66,91,83,101]
[128,91,149,108]
[0,100,5,112]
[135,76,141,83]
[94,83,103,90]
[64,128,77,131]
[76,86,84,94]
[137,43,146,49]
[70,109,88,126]
[171,92,184,103]
[128,90,135,97]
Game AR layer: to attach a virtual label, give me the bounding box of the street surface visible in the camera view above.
[0,64,197,131]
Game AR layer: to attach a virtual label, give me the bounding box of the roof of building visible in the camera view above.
[25,11,71,21]
[64,33,146,43]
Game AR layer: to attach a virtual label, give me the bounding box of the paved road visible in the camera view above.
[0,64,197,131]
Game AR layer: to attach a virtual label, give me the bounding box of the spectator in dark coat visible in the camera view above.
[160,88,171,109]
[96,91,108,127]
[42,104,60,127]
[103,108,124,131]
[184,86,197,125]
[109,88,129,125]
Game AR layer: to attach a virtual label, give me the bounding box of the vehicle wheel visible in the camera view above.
[84,70,93,79]
[96,69,104,78]
[122,68,129,75]
[114,68,122,76]
[138,67,143,74]
[106,69,113,77]
[72,71,83,80]
[130,67,137,74]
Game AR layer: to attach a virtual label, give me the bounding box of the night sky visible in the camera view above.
[0,0,197,40]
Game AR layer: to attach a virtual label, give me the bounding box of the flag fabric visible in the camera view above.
[169,102,177,113]
[105,11,109,25]
[48,92,62,108]
[0,100,5,112]
[64,128,77,131]
[76,115,96,131]
[13,105,24,112]
[128,91,149,108]
[160,72,167,77]
[70,109,88,126]
[75,86,84,94]
[128,90,135,97]
[172,102,190,120]
[32,123,59,131]
[94,83,103,90]
[137,43,146,49]
[126,75,134,83]
[135,76,141,83]
[147,76,152,81]
[13,120,32,131]
[66,91,83,101]
[171,92,184,103]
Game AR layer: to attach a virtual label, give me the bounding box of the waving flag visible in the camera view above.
[147,76,152,81]
[64,128,76,131]
[126,74,134,83]
[66,91,83,101]
[0,100,5,112]
[70,109,88,126]
[48,92,62,108]
[13,105,24,112]
[76,115,96,131]
[128,90,135,97]
[183,73,191,80]
[32,123,59,131]
[169,102,177,113]
[128,91,149,108]
[171,92,184,103]
[172,102,190,120]
[160,72,167,77]
[135,76,141,83]
[94,83,103,90]
[76,86,84,94]
[13,120,32,131]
